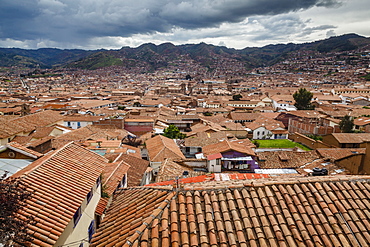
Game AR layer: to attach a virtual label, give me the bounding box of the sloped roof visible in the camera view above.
[145,135,185,162]
[92,188,176,246]
[12,142,108,246]
[0,110,64,138]
[245,115,285,131]
[202,140,255,157]
[284,110,324,119]
[105,153,150,187]
[330,133,370,144]
[96,161,130,215]
[91,175,370,247]
[184,131,237,147]
[257,150,320,169]
[29,126,55,139]
[317,148,366,161]
[52,125,130,149]
[354,117,370,126]
[6,141,44,159]
[229,112,261,121]
[186,121,226,137]
[147,173,270,187]
[154,159,205,183]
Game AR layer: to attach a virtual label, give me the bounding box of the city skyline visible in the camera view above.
[0,0,369,50]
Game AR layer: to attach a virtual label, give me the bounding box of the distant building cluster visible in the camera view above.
[1,47,370,246]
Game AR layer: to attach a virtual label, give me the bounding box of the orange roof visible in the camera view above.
[145,135,185,162]
[207,153,222,160]
[6,141,44,158]
[0,110,64,139]
[12,142,108,246]
[146,173,270,186]
[124,118,155,122]
[202,140,256,157]
[92,175,370,246]
[96,161,130,215]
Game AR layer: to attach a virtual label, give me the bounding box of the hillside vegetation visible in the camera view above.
[0,33,369,71]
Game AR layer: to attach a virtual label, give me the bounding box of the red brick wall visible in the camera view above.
[288,119,334,135]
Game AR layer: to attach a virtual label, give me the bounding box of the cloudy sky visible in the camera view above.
[0,0,369,50]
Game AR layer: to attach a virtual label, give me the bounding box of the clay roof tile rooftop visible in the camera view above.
[12,142,108,246]
[91,175,370,247]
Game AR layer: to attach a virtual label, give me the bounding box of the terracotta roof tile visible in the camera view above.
[145,135,185,162]
[202,140,255,157]
[92,175,370,247]
[12,142,108,246]
[6,141,44,158]
[104,153,149,187]
[0,110,64,139]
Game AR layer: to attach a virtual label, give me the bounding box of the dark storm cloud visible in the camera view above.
[0,0,341,44]
[0,0,41,39]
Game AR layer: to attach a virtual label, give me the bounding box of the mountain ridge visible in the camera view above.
[0,33,369,71]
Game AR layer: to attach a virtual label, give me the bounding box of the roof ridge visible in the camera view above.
[178,175,370,191]
[150,137,166,161]
[103,161,131,187]
[14,141,107,178]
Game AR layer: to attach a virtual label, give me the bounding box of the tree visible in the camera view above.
[339,115,354,133]
[252,140,260,148]
[232,94,242,101]
[163,124,186,139]
[0,172,34,246]
[293,88,314,110]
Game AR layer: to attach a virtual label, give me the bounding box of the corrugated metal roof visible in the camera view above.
[254,168,298,174]
[0,159,34,178]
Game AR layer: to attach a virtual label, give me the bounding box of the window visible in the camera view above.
[96,176,101,186]
[88,220,95,242]
[77,122,81,128]
[73,207,82,227]
[185,147,190,153]
[67,122,71,127]
[86,189,93,204]
[121,175,127,188]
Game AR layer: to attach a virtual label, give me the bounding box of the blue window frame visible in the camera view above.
[73,207,82,227]
[87,189,93,204]
[88,220,95,242]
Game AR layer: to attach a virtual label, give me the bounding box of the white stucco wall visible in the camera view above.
[253,127,273,140]
[64,121,92,129]
[54,181,101,246]
[207,159,221,173]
